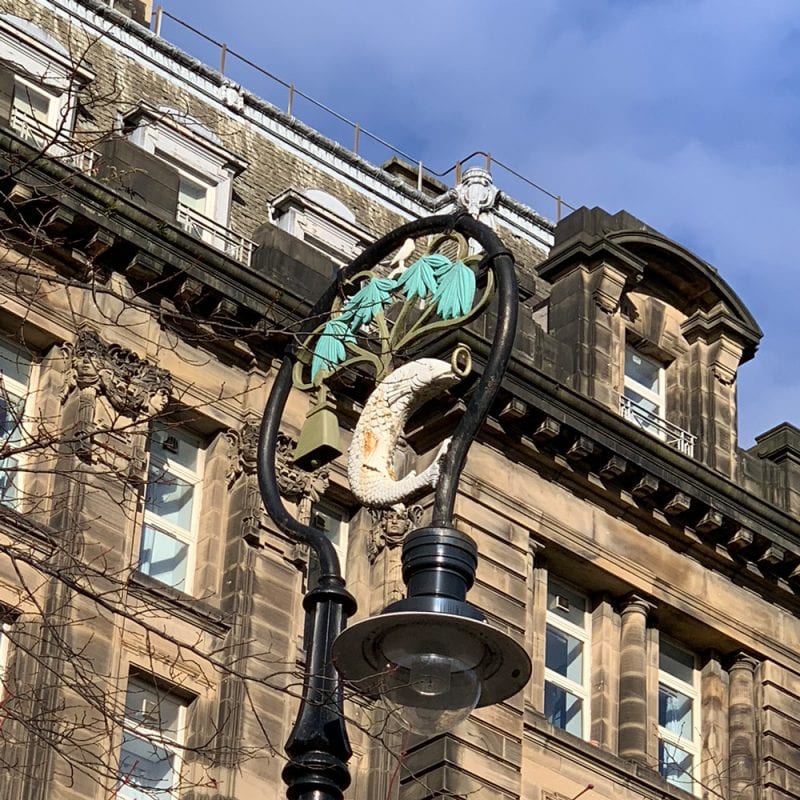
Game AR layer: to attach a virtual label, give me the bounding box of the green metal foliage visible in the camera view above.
[395,254,447,301]
[431,258,476,320]
[308,249,479,383]
[311,319,356,382]
[341,277,397,329]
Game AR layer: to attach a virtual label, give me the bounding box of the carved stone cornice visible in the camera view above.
[61,327,172,418]
[367,504,423,564]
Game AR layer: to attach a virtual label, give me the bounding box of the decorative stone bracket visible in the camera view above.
[589,262,629,315]
[227,422,330,548]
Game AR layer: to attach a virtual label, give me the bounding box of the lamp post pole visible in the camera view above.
[257,212,528,800]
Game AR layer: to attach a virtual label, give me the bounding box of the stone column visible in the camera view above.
[701,651,729,800]
[618,595,652,763]
[729,653,758,800]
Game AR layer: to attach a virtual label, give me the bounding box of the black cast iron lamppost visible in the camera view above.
[257,212,531,800]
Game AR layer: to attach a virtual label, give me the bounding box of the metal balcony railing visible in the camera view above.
[10,106,98,173]
[619,396,696,457]
[176,203,255,266]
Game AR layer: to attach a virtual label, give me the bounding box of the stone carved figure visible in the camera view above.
[62,327,172,418]
[347,357,462,509]
[368,504,423,563]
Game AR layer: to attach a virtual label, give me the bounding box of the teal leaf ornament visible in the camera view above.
[341,277,396,329]
[311,319,355,381]
[432,259,476,320]
[395,254,447,301]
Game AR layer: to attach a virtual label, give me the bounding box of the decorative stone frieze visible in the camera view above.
[225,417,260,485]
[276,432,330,503]
[367,504,423,564]
[59,327,172,463]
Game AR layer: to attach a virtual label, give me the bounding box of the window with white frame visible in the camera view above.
[307,500,349,588]
[0,338,32,507]
[11,76,56,147]
[623,344,665,435]
[124,104,251,263]
[117,674,190,800]
[139,427,204,593]
[657,638,700,794]
[543,578,589,738]
[0,619,11,695]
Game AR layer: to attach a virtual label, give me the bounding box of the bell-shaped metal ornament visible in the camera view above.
[293,394,342,470]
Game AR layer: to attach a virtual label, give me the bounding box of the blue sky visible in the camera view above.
[160,0,799,446]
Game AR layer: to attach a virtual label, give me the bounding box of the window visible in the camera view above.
[124,104,252,264]
[11,76,55,147]
[154,149,216,242]
[139,427,203,593]
[658,638,699,793]
[0,619,10,694]
[543,579,589,738]
[623,344,665,435]
[621,342,695,456]
[0,339,32,507]
[0,15,95,167]
[118,674,189,800]
[307,500,349,588]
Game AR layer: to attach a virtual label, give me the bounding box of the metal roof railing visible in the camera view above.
[152,6,576,222]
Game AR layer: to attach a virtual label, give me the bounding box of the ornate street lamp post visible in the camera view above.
[257,212,531,800]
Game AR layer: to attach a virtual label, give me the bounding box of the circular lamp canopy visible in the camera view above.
[332,611,531,736]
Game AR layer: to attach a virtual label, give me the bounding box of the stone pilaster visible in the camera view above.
[617,595,653,763]
[681,307,750,478]
[701,651,729,800]
[527,539,547,713]
[591,595,620,752]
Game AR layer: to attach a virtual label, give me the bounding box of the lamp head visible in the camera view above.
[332,611,531,736]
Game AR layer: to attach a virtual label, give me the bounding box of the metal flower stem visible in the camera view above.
[256,212,518,800]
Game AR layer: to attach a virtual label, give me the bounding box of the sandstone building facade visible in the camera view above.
[0,2,797,800]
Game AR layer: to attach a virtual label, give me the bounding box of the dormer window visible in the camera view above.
[270,188,373,268]
[124,104,254,265]
[0,15,96,170]
[11,77,53,147]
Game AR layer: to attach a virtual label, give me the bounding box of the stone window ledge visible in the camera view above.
[524,709,696,800]
[129,570,228,637]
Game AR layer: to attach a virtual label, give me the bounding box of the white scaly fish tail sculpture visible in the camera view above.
[348,358,460,508]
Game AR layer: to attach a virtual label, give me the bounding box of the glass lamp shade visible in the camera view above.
[381,651,481,735]
[332,611,531,736]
